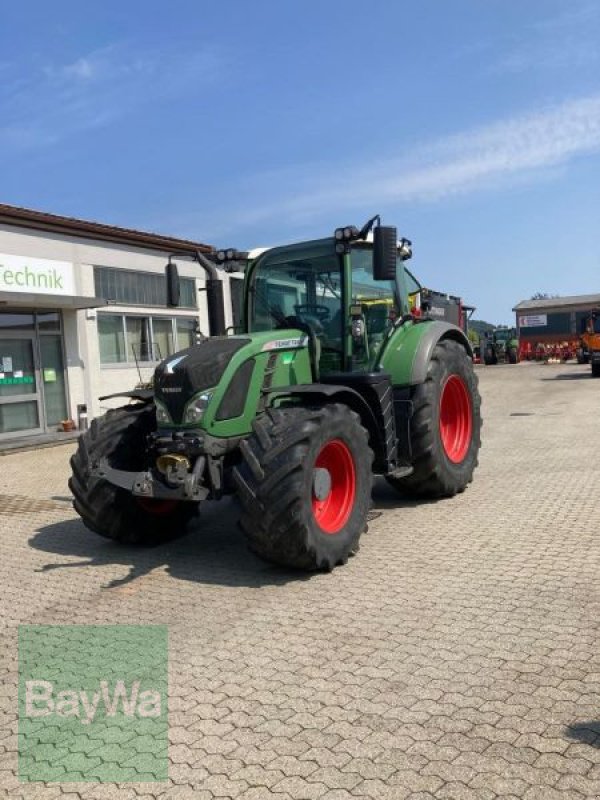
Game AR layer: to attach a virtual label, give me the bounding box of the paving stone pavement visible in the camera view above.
[1,362,600,799]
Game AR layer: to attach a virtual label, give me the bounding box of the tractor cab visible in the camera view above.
[581,309,600,377]
[242,227,417,375]
[584,310,600,335]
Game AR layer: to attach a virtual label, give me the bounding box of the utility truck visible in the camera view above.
[70,218,481,571]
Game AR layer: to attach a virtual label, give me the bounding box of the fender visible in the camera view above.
[99,389,154,403]
[267,383,386,467]
[379,320,472,386]
[410,321,472,385]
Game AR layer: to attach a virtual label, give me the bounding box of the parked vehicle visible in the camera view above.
[577,309,600,378]
[483,327,519,365]
[70,218,481,571]
[580,309,600,377]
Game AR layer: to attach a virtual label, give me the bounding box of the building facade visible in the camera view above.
[0,204,237,443]
[513,293,600,354]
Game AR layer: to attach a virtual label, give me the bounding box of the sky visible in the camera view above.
[1,1,600,323]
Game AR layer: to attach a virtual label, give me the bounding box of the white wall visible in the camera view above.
[0,223,211,423]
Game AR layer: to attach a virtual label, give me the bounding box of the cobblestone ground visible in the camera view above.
[1,362,600,799]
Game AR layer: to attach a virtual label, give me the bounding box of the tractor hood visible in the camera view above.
[154,337,251,424]
[153,330,312,429]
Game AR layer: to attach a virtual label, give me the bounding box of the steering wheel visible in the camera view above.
[294,304,331,322]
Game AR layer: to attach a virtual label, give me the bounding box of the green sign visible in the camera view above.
[0,376,34,385]
[19,625,168,783]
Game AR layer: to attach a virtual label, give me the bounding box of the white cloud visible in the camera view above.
[0,42,227,151]
[60,57,95,80]
[202,94,600,233]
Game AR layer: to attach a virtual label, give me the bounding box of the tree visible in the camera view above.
[467,328,480,346]
[530,292,559,300]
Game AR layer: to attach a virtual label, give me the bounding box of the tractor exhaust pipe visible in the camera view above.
[206,278,226,336]
[165,250,227,337]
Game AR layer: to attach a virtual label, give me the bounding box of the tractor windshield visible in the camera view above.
[248,242,345,371]
[248,238,416,373]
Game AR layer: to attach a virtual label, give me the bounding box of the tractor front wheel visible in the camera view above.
[69,404,197,544]
[234,404,373,570]
[483,345,497,366]
[387,339,481,499]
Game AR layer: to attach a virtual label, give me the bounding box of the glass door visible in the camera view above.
[0,334,43,437]
[39,335,68,427]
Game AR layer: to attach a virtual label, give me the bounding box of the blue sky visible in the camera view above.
[1,1,600,323]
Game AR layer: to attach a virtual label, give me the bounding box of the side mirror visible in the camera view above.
[166,262,180,307]
[373,226,397,281]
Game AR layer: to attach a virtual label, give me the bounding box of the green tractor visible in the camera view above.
[483,327,519,365]
[70,218,481,571]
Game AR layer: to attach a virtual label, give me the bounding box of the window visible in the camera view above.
[230,277,244,330]
[176,318,196,350]
[97,314,197,364]
[153,318,175,360]
[126,317,152,362]
[351,247,399,358]
[249,245,344,372]
[94,267,197,308]
[98,314,126,364]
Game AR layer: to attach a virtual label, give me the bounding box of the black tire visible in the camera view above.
[386,339,481,499]
[69,403,197,544]
[483,345,497,366]
[233,404,373,571]
[508,347,518,364]
[576,348,586,365]
[592,362,600,378]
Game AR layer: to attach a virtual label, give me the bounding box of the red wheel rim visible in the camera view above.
[136,498,179,515]
[312,439,356,534]
[439,375,473,463]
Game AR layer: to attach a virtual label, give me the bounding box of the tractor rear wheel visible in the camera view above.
[387,339,481,498]
[507,347,518,364]
[69,404,197,544]
[234,404,373,570]
[592,362,600,378]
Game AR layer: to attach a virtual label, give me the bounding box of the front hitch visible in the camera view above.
[91,459,209,502]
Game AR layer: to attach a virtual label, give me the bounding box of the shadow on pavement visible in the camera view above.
[371,477,443,510]
[29,497,311,590]
[540,372,592,381]
[565,721,600,748]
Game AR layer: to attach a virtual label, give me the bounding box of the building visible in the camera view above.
[0,203,239,443]
[513,293,600,356]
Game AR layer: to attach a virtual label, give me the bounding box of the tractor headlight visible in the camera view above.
[183,391,213,424]
[155,399,172,425]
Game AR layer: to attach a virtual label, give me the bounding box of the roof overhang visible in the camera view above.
[0,291,109,310]
[0,203,213,254]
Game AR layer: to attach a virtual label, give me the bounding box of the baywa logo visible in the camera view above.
[24,678,162,725]
[18,625,168,783]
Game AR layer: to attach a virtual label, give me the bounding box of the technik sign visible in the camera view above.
[0,254,75,296]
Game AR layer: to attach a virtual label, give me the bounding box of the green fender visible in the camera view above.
[377,320,473,386]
